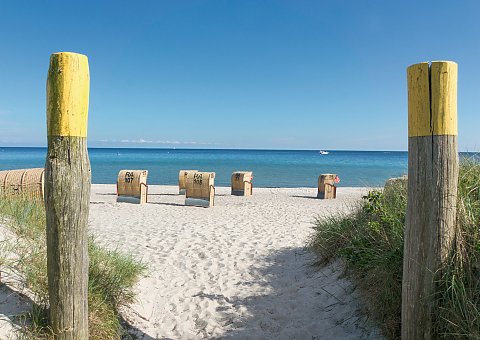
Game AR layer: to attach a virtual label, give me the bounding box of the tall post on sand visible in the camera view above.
[402,61,458,339]
[45,52,90,339]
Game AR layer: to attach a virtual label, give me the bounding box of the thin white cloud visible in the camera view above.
[97,139,212,145]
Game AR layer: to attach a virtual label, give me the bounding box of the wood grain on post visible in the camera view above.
[45,52,90,340]
[402,61,458,339]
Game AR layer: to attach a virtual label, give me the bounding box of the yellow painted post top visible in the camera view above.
[47,52,90,137]
[407,61,457,137]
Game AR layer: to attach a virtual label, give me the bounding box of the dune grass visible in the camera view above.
[0,194,146,339]
[309,161,480,339]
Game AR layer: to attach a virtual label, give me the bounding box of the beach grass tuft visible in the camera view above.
[309,160,480,339]
[0,194,146,339]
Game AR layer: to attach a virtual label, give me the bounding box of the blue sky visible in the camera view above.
[0,1,479,150]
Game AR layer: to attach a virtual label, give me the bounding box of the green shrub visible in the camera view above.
[0,195,146,339]
[309,162,480,339]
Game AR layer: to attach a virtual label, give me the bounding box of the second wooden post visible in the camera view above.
[402,61,458,339]
[45,52,91,339]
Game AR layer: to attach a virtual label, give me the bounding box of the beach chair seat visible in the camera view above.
[0,168,45,199]
[185,172,215,207]
[317,174,337,199]
[178,170,198,195]
[231,171,253,196]
[117,170,148,204]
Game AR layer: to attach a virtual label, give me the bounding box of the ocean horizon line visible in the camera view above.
[1,145,410,152]
[2,146,480,154]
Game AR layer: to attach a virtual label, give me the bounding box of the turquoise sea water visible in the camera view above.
[0,147,414,187]
[4,147,476,187]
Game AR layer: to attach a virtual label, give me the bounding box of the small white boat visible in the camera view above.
[319,150,329,155]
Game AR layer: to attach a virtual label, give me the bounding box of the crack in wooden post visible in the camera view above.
[402,61,458,339]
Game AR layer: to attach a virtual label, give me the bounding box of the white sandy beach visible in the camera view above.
[1,185,383,339]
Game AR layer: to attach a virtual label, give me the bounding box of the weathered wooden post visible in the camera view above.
[402,61,458,339]
[45,52,90,339]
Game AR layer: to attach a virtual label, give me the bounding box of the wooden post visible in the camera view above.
[402,61,458,339]
[45,52,90,339]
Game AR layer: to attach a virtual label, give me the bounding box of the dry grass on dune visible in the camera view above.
[309,160,480,339]
[0,195,146,339]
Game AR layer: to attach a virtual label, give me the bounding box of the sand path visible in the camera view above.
[88,185,381,339]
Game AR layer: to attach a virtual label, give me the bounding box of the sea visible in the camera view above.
[0,147,475,188]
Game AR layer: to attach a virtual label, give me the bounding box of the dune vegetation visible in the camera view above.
[0,195,146,339]
[309,160,480,339]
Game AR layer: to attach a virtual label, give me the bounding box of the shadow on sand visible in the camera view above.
[291,195,319,200]
[121,248,381,339]
[148,202,184,207]
[148,193,179,197]
[207,247,380,339]
[0,283,162,340]
[1,248,380,339]
[121,316,161,340]
[0,282,32,335]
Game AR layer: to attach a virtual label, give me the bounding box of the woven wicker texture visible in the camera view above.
[231,171,253,195]
[178,170,198,191]
[185,172,215,201]
[117,170,148,202]
[0,168,45,198]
